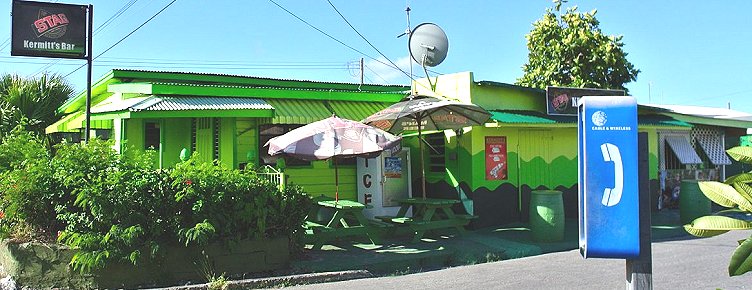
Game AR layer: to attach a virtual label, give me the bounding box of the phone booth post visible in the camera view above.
[357,148,412,219]
[578,96,640,259]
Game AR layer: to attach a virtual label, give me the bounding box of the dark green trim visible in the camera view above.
[146,83,405,102]
[475,81,546,94]
[59,69,409,115]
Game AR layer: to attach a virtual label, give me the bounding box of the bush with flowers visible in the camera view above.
[0,126,312,273]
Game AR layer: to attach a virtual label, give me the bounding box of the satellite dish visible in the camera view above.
[409,23,449,67]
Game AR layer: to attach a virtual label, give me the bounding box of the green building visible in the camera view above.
[412,72,752,228]
[46,69,409,201]
[47,69,752,229]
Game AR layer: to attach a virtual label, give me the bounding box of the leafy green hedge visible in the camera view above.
[0,128,312,273]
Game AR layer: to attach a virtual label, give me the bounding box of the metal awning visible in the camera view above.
[265,99,391,124]
[665,136,702,164]
[265,99,332,124]
[489,110,576,124]
[93,95,273,113]
[695,135,732,165]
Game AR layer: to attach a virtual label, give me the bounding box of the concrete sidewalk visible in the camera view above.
[161,209,688,289]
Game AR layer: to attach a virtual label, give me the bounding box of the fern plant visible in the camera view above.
[684,146,752,276]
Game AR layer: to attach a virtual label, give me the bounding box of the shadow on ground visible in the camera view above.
[289,209,691,277]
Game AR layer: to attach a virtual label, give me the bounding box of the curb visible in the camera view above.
[155,270,374,290]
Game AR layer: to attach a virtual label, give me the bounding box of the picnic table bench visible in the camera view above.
[376,198,477,243]
[303,198,382,250]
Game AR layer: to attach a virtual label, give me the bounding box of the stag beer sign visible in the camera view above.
[11,0,87,59]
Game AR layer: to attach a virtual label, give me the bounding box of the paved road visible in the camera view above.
[286,230,752,289]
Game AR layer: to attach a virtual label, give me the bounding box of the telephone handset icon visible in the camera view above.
[600,143,623,207]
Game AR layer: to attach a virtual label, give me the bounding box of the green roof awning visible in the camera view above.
[328,100,390,121]
[490,111,693,128]
[637,114,692,127]
[490,110,575,124]
[265,99,392,124]
[265,99,332,124]
[46,112,85,133]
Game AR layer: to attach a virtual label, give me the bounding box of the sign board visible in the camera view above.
[485,136,507,180]
[11,0,87,59]
[578,96,639,259]
[547,86,625,116]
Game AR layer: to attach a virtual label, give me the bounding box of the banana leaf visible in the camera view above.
[699,181,752,210]
[716,208,752,221]
[731,182,752,211]
[729,236,752,276]
[726,147,752,164]
[725,173,752,185]
[684,215,752,238]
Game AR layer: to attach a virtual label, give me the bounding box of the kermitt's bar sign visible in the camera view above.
[11,0,87,59]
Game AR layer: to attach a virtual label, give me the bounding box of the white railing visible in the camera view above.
[258,165,285,192]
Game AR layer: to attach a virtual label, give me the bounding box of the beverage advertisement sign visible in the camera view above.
[11,0,87,59]
[485,136,507,180]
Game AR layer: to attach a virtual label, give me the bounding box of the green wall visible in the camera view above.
[219,118,236,169]
[162,118,192,167]
[284,161,358,201]
[236,118,259,167]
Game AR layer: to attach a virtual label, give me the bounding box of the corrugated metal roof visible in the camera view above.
[636,114,692,127]
[111,69,410,90]
[328,100,390,121]
[665,136,703,164]
[265,99,332,124]
[131,96,272,111]
[491,110,692,127]
[695,135,733,165]
[490,110,575,124]
[92,95,272,113]
[149,82,407,94]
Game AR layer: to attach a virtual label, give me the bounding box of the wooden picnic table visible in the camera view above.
[376,197,476,243]
[304,199,382,250]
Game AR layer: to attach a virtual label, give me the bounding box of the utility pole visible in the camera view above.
[360,57,364,85]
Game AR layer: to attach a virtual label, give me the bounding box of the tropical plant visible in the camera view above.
[516,0,640,92]
[0,129,312,273]
[684,146,752,276]
[0,73,74,137]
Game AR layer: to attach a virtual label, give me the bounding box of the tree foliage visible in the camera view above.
[516,1,640,92]
[685,146,752,276]
[0,73,74,137]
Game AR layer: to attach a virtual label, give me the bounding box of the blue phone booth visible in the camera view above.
[578,96,640,259]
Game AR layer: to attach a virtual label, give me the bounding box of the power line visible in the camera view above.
[267,0,406,81]
[326,0,413,82]
[364,64,389,83]
[65,0,180,78]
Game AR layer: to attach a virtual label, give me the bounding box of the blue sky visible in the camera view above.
[2,0,752,111]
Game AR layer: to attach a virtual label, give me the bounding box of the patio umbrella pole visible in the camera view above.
[418,116,426,199]
[334,158,339,202]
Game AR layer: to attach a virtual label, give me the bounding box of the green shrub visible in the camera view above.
[0,131,312,273]
[0,127,60,241]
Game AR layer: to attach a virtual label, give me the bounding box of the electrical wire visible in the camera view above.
[326,0,412,81]
[364,64,389,83]
[65,0,180,78]
[267,0,407,81]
